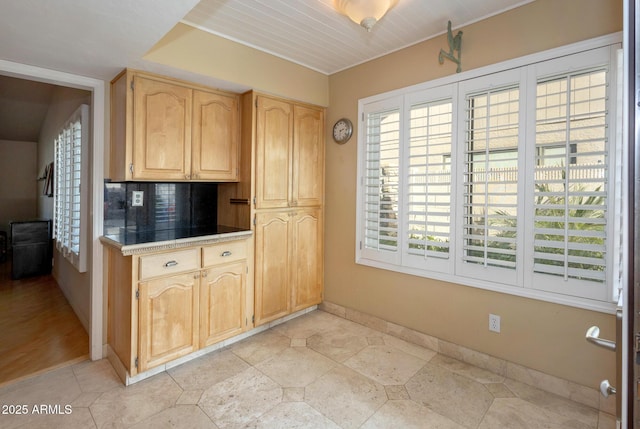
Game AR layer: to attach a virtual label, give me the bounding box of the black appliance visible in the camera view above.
[10,220,52,280]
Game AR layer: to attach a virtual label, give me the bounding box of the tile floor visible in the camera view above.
[0,310,615,428]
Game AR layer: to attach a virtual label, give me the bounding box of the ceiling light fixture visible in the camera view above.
[333,0,399,32]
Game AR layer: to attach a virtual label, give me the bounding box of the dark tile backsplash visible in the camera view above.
[104,181,218,238]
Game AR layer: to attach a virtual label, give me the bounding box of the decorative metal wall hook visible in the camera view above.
[438,20,462,73]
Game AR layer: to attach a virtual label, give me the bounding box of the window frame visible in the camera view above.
[355,34,622,313]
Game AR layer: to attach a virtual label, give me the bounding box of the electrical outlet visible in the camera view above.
[132,191,144,207]
[489,314,501,333]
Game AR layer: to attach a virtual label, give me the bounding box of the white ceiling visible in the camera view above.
[0,0,533,142]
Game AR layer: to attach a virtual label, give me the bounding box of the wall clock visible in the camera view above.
[332,118,353,144]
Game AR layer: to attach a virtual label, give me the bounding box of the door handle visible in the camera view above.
[585,326,616,351]
[599,380,616,398]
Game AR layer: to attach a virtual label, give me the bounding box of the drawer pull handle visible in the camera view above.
[221,251,232,257]
[164,260,178,268]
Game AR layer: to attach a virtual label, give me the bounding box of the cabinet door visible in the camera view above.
[138,272,199,372]
[254,211,291,325]
[291,208,323,311]
[192,90,239,181]
[133,76,192,180]
[255,96,293,209]
[292,105,324,207]
[200,262,246,348]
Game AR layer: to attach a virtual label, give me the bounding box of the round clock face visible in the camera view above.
[333,118,353,144]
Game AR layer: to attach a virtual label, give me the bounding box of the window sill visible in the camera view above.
[356,257,618,315]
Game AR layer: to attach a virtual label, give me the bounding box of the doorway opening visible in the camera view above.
[0,59,105,385]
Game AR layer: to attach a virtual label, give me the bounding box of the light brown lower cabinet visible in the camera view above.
[105,237,251,378]
[254,207,323,326]
[200,262,246,348]
[138,272,200,372]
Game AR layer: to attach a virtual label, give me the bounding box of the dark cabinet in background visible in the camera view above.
[11,220,52,280]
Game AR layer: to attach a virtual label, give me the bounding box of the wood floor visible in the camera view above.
[0,256,89,387]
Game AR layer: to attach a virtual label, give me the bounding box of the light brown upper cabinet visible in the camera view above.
[255,96,324,208]
[192,90,239,181]
[110,69,239,181]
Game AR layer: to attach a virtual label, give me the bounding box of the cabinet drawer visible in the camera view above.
[139,248,200,280]
[202,240,247,267]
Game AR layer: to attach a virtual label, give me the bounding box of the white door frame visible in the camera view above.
[0,59,105,361]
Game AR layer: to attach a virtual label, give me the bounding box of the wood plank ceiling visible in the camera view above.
[182,0,535,75]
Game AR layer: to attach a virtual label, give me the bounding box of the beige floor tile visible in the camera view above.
[89,372,182,428]
[198,367,282,428]
[229,329,291,366]
[255,347,336,387]
[0,309,605,429]
[167,349,249,391]
[344,344,427,385]
[324,315,378,338]
[129,404,217,428]
[361,400,465,429]
[254,402,341,429]
[479,397,594,429]
[406,362,494,428]
[382,334,438,361]
[306,330,369,363]
[283,386,305,402]
[72,359,121,393]
[598,411,617,429]
[290,338,307,347]
[305,365,387,429]
[274,311,338,339]
[366,336,385,346]
[176,389,203,405]
[70,391,101,408]
[484,382,516,398]
[0,366,83,429]
[22,407,97,429]
[384,384,410,400]
[504,379,598,428]
[430,354,505,384]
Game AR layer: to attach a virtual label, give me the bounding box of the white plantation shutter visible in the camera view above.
[462,85,520,271]
[70,120,82,253]
[360,100,402,263]
[356,39,621,307]
[406,98,453,266]
[53,104,88,272]
[533,69,608,284]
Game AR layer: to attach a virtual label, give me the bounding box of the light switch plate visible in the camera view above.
[132,191,144,207]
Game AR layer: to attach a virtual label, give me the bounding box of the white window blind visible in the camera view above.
[54,104,89,272]
[362,105,401,259]
[533,69,608,284]
[463,86,520,270]
[356,37,621,309]
[406,99,453,261]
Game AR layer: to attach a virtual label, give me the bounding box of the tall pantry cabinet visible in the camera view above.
[230,92,324,326]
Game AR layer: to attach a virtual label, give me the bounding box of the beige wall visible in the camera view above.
[38,85,92,331]
[0,140,37,233]
[144,22,329,107]
[325,0,622,389]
